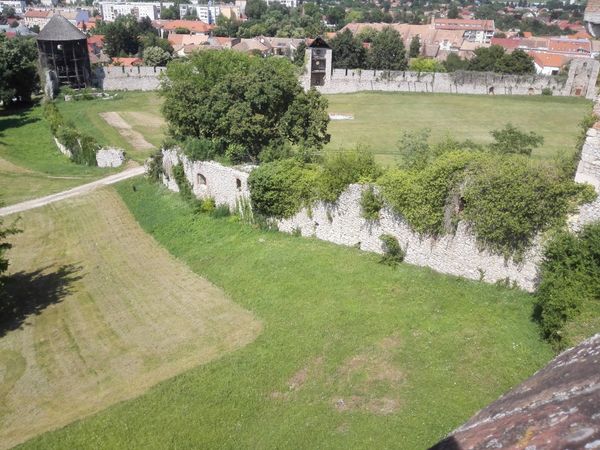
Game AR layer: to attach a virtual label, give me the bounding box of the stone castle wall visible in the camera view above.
[310,59,599,99]
[161,150,542,291]
[95,66,167,91]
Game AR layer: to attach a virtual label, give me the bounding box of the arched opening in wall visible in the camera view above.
[488,86,495,95]
[236,178,242,191]
[528,87,534,95]
[197,173,207,186]
[575,87,583,96]
[458,197,466,213]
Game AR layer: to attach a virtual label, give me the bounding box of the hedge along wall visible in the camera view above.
[161,149,546,291]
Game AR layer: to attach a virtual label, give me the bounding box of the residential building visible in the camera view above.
[265,0,297,8]
[23,10,52,29]
[99,1,174,22]
[0,0,26,14]
[179,3,242,24]
[432,18,495,44]
[530,51,569,75]
[111,56,143,66]
[153,19,214,37]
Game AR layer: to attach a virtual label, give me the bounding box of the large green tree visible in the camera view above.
[368,27,408,70]
[330,29,366,69]
[468,45,535,74]
[0,35,38,106]
[161,51,330,163]
[96,15,142,57]
[408,35,421,58]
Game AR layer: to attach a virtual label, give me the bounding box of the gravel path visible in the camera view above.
[0,166,145,216]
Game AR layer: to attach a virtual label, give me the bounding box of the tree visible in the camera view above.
[330,29,366,69]
[245,0,268,19]
[214,14,240,37]
[161,52,330,163]
[409,35,420,58]
[368,27,407,71]
[468,45,506,72]
[160,6,179,20]
[293,41,306,66]
[0,35,38,106]
[489,123,544,156]
[98,15,142,57]
[143,46,171,66]
[409,57,445,72]
[443,52,468,72]
[447,3,460,19]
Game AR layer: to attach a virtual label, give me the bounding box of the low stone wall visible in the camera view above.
[162,149,254,209]
[95,66,167,91]
[161,149,541,291]
[53,137,125,168]
[573,124,600,230]
[96,148,126,168]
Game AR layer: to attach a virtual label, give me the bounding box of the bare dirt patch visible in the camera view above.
[123,111,165,128]
[100,111,155,151]
[0,188,261,449]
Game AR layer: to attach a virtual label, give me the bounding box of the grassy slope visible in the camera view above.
[0,189,259,449]
[20,180,554,449]
[0,105,113,205]
[326,92,591,165]
[56,92,165,162]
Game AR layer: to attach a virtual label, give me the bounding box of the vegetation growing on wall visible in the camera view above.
[536,223,600,349]
[248,129,595,259]
[44,102,99,166]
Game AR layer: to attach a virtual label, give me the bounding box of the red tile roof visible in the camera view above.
[111,57,143,66]
[548,38,591,54]
[528,51,569,68]
[433,18,495,31]
[24,10,51,18]
[153,20,214,34]
[87,34,104,46]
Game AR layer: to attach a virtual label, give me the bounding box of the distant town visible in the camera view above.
[0,0,598,76]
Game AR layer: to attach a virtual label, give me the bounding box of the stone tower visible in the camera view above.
[37,14,91,91]
[303,36,332,90]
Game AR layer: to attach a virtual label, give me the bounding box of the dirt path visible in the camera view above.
[0,189,260,449]
[100,112,155,151]
[0,166,145,217]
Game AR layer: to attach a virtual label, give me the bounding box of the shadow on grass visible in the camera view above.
[0,264,83,337]
[0,104,40,140]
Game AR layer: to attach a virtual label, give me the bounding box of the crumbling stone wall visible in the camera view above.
[96,148,125,168]
[162,149,253,210]
[95,66,166,91]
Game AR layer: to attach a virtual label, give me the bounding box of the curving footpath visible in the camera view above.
[0,166,145,217]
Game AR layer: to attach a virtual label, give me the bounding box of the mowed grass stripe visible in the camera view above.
[0,189,260,449]
[19,180,554,449]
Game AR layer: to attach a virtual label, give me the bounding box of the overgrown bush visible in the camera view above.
[146,151,164,183]
[360,186,384,221]
[536,223,600,349]
[182,137,218,161]
[541,87,553,96]
[172,164,194,203]
[378,151,477,235]
[248,159,319,218]
[462,155,596,258]
[318,150,382,202]
[379,234,405,265]
[212,204,231,218]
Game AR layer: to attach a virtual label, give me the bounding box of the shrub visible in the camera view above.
[378,151,477,235]
[72,134,100,166]
[379,234,405,265]
[146,151,164,183]
[248,159,319,218]
[541,87,553,96]
[172,164,194,203]
[535,223,600,349]
[462,155,596,258]
[212,204,231,218]
[318,150,382,202]
[488,123,544,156]
[182,137,217,161]
[199,197,216,213]
[360,186,384,221]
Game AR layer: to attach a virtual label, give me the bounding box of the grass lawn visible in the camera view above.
[326,92,591,165]
[56,92,165,162]
[0,189,259,449]
[0,105,115,206]
[18,180,554,449]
